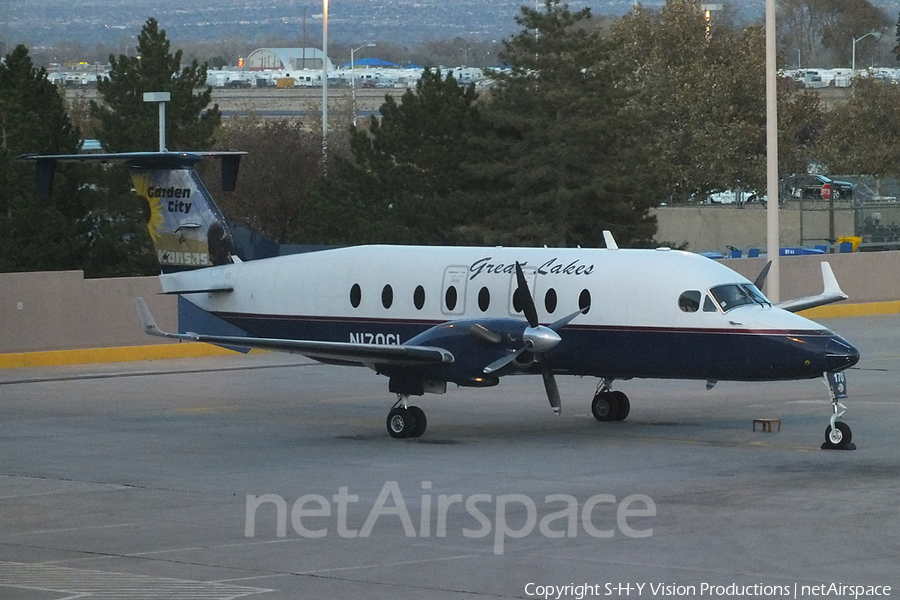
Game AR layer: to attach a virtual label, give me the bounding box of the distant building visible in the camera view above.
[244,48,334,72]
[338,58,400,69]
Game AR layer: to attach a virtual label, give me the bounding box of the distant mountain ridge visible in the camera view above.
[7,0,723,48]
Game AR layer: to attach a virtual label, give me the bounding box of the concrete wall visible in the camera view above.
[0,271,176,353]
[722,251,900,305]
[2,251,899,355]
[654,205,855,253]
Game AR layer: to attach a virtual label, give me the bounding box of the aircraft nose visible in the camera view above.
[825,336,859,372]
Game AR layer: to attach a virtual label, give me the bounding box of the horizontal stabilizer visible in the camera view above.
[135,297,454,367]
[18,151,247,168]
[777,262,849,313]
[159,286,233,295]
[17,151,248,194]
[159,269,235,295]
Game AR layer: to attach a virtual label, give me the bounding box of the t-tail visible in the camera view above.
[17,151,246,273]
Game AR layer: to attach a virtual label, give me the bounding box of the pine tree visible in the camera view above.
[77,18,222,276]
[0,45,83,272]
[90,18,220,152]
[469,0,661,247]
[303,69,483,244]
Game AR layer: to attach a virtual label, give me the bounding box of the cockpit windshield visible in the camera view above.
[709,283,771,312]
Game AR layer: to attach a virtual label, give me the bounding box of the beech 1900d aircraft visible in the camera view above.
[20,151,860,448]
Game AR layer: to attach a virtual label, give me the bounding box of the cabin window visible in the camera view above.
[382,284,393,309]
[445,286,458,311]
[478,286,490,312]
[678,290,701,313]
[512,286,524,314]
[544,289,557,313]
[413,285,425,310]
[577,289,592,314]
[709,284,771,312]
[350,283,361,308]
[703,295,717,312]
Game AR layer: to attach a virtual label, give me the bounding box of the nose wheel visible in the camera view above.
[386,396,427,439]
[825,421,852,448]
[822,371,854,450]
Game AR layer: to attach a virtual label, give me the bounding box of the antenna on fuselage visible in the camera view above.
[603,230,619,250]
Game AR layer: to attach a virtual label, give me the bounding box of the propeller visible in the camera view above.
[481,262,587,415]
[753,260,772,290]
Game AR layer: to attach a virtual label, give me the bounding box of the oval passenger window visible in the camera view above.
[413,285,425,310]
[445,286,458,311]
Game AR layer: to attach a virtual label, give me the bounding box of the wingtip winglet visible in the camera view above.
[821,262,848,299]
[135,297,163,337]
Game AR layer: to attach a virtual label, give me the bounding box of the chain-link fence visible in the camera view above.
[785,176,900,250]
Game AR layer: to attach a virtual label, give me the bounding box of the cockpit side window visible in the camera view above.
[703,295,718,312]
[744,284,771,306]
[678,290,701,312]
[709,284,771,312]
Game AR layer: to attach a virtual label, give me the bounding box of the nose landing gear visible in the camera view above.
[822,371,855,450]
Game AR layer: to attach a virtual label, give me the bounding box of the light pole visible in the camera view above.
[143,91,170,152]
[322,0,329,173]
[700,3,723,39]
[350,42,375,126]
[852,31,882,74]
[765,0,780,301]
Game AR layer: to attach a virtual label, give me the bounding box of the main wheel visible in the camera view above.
[825,421,852,449]
[611,391,630,421]
[592,391,620,422]
[408,406,427,438]
[387,407,417,439]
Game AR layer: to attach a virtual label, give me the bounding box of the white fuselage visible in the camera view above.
[164,245,807,332]
[161,245,854,383]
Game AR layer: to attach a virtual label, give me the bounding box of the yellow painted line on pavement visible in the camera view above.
[799,300,900,319]
[0,343,242,369]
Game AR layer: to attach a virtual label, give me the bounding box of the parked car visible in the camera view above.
[789,174,853,200]
[708,189,766,205]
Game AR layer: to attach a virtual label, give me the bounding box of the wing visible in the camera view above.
[135,298,454,368]
[776,262,849,313]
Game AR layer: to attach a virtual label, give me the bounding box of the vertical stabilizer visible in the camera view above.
[131,164,234,271]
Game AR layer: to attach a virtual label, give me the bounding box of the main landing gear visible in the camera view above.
[823,371,854,450]
[386,395,427,439]
[591,379,630,422]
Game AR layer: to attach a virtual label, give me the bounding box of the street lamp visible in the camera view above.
[852,31,882,74]
[350,42,375,126]
[765,0,780,301]
[700,3,722,39]
[143,91,170,152]
[322,0,329,173]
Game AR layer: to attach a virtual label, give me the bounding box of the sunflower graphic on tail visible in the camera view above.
[129,166,234,272]
[133,172,165,243]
